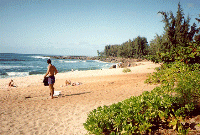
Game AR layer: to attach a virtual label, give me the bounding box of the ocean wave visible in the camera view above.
[58,60,79,63]
[58,60,64,62]
[93,60,108,63]
[29,71,45,75]
[0,65,40,69]
[31,56,50,59]
[100,63,113,69]
[0,58,25,61]
[63,60,79,63]
[6,72,30,77]
[0,65,26,69]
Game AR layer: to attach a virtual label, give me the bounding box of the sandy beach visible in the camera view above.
[0,61,160,135]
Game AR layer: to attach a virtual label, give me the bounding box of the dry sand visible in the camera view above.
[0,62,160,135]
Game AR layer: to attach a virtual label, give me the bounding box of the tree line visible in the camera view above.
[149,3,200,64]
[97,36,149,59]
[98,3,200,64]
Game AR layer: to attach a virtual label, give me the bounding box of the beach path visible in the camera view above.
[0,62,160,135]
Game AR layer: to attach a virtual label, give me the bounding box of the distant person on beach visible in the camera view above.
[65,80,82,86]
[8,79,16,87]
[44,59,58,99]
[128,62,131,67]
[119,62,122,68]
[71,82,82,86]
[65,80,71,86]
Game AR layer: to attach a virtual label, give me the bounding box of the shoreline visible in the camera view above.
[0,61,159,89]
[49,55,148,67]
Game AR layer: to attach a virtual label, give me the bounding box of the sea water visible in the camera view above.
[0,53,113,79]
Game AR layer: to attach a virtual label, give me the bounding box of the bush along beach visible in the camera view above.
[83,62,200,134]
[84,3,200,134]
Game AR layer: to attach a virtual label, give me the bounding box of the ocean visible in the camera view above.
[0,53,113,79]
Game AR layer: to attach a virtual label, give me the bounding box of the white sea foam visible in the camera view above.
[6,72,29,77]
[0,65,26,69]
[0,65,39,69]
[64,60,79,63]
[31,56,50,59]
[58,60,64,63]
[93,60,108,63]
[100,64,113,69]
[58,59,79,63]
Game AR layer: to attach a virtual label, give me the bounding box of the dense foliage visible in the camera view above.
[145,61,200,108]
[97,36,149,59]
[147,3,200,64]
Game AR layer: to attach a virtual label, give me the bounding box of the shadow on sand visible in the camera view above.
[25,91,91,100]
[62,91,91,97]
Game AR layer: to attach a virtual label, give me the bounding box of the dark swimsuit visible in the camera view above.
[48,76,55,84]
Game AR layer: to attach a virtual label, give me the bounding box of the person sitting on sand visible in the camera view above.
[44,59,58,99]
[71,82,82,86]
[65,80,82,86]
[8,79,17,87]
[65,80,71,86]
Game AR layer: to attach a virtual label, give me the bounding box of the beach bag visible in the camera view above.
[43,77,49,86]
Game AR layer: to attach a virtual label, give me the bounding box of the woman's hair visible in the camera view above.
[47,59,51,64]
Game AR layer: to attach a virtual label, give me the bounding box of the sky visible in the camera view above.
[0,0,199,56]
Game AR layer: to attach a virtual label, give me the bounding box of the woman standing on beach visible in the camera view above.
[44,59,58,99]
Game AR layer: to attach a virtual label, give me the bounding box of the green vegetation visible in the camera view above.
[122,68,131,73]
[97,36,149,59]
[147,3,200,64]
[85,3,200,134]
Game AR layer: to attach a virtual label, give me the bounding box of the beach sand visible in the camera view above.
[0,61,160,135]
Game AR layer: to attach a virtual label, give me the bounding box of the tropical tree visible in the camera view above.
[154,2,200,64]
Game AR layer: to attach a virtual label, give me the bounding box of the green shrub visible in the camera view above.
[84,87,196,134]
[145,62,200,106]
[123,68,131,73]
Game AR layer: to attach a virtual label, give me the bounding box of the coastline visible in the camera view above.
[0,54,146,79]
[0,61,158,89]
[0,61,160,135]
[49,55,147,67]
